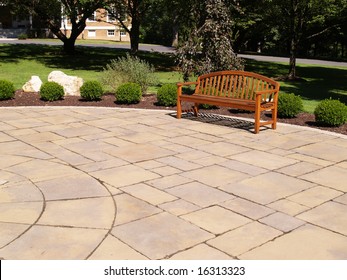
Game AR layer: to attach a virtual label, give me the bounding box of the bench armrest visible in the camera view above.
[177,81,198,87]
[177,81,198,96]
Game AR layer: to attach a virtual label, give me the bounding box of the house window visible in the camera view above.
[88,30,96,37]
[87,11,97,22]
[107,30,115,36]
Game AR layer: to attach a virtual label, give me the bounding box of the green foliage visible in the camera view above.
[102,53,156,95]
[115,82,142,104]
[156,84,177,106]
[18,33,28,40]
[314,99,347,127]
[40,82,64,101]
[277,93,304,118]
[80,80,103,101]
[0,80,15,100]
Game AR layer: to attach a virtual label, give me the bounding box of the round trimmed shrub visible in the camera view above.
[115,82,141,104]
[277,93,303,118]
[40,82,64,101]
[0,80,15,100]
[80,81,103,101]
[157,84,177,107]
[314,99,347,127]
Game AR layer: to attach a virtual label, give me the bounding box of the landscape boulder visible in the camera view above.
[22,76,42,92]
[48,71,84,96]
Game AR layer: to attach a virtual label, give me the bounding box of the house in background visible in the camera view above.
[0,2,32,38]
[61,8,130,42]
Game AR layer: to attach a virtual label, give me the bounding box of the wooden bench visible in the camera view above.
[176,71,280,134]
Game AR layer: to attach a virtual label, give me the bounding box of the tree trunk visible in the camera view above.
[288,37,297,79]
[130,18,140,55]
[63,38,76,54]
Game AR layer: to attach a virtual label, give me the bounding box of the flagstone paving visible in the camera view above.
[0,107,346,260]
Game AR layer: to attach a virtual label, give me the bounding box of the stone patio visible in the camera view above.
[0,107,346,260]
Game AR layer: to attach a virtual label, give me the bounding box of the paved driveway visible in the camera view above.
[0,107,346,260]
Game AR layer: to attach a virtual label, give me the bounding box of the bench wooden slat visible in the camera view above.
[176,71,280,134]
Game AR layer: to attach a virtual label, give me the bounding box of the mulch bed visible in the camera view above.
[1,90,346,136]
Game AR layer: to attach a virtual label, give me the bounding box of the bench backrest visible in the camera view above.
[195,71,279,101]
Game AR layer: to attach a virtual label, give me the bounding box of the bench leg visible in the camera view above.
[272,107,277,130]
[193,103,199,117]
[177,99,182,119]
[254,109,260,134]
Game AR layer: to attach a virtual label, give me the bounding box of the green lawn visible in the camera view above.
[1,42,346,113]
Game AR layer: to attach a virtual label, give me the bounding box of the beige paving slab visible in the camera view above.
[0,201,43,224]
[146,174,193,190]
[0,181,43,203]
[0,222,31,248]
[220,198,275,220]
[287,153,333,166]
[297,201,347,235]
[120,183,177,206]
[36,174,109,201]
[207,221,282,257]
[259,212,306,232]
[229,150,298,170]
[117,132,166,144]
[159,199,200,216]
[294,142,347,162]
[219,159,268,176]
[5,159,82,183]
[168,135,212,147]
[181,206,251,234]
[0,132,16,143]
[89,235,148,260]
[0,225,107,260]
[112,212,213,259]
[167,182,235,207]
[190,155,228,166]
[156,156,202,171]
[53,125,107,138]
[299,166,347,192]
[334,194,347,205]
[220,172,315,205]
[38,197,115,229]
[15,131,65,143]
[267,199,310,216]
[0,141,52,159]
[106,143,175,163]
[91,164,160,188]
[113,194,162,226]
[170,244,233,260]
[195,142,250,157]
[151,165,181,176]
[288,186,343,208]
[182,165,249,188]
[78,158,129,173]
[240,224,347,259]
[277,162,322,177]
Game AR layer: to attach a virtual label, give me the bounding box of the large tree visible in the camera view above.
[5,0,105,54]
[105,0,155,55]
[176,0,244,80]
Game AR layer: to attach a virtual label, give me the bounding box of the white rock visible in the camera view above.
[22,76,43,92]
[48,70,84,96]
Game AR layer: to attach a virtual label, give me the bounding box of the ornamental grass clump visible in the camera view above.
[156,84,177,107]
[314,99,347,127]
[115,82,141,104]
[80,81,103,101]
[40,82,64,101]
[0,80,15,100]
[277,93,303,118]
[102,53,156,95]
